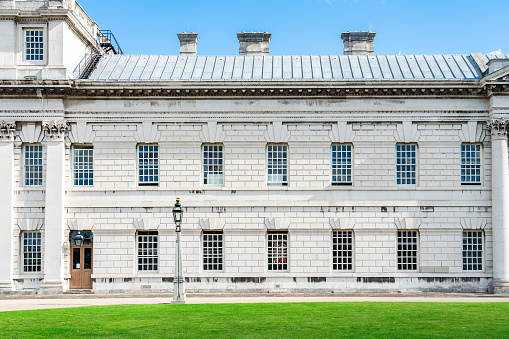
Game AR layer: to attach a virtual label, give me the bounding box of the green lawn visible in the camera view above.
[1,302,508,338]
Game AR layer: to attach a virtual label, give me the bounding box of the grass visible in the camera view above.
[1,302,509,338]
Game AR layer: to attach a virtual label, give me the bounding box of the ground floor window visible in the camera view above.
[397,230,418,271]
[332,230,353,270]
[463,231,483,271]
[23,231,41,272]
[202,231,223,271]
[137,231,158,271]
[268,231,288,271]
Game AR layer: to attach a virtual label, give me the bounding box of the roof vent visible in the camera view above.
[177,32,199,55]
[237,32,271,55]
[341,31,376,55]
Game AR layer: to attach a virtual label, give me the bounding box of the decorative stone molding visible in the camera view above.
[42,121,69,141]
[460,218,487,230]
[487,119,509,139]
[200,121,225,144]
[67,121,95,144]
[133,218,161,230]
[199,218,226,230]
[0,121,16,142]
[264,218,291,230]
[19,123,44,143]
[394,121,420,143]
[459,122,485,143]
[394,218,421,230]
[17,219,44,231]
[67,219,95,230]
[134,121,160,143]
[329,121,354,143]
[329,218,356,229]
[265,122,290,143]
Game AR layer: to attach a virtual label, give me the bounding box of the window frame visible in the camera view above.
[18,25,47,66]
[22,231,42,273]
[267,230,289,271]
[266,143,288,186]
[202,230,224,271]
[202,144,224,186]
[396,143,418,186]
[462,230,484,271]
[461,143,483,185]
[137,144,159,187]
[397,230,419,271]
[137,230,159,271]
[332,230,354,271]
[23,143,43,187]
[72,144,94,187]
[331,143,353,186]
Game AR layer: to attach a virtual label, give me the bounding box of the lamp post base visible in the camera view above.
[171,300,186,304]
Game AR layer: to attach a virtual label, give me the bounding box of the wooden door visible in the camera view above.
[70,245,93,289]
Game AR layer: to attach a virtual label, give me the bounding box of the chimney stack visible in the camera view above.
[237,32,271,55]
[177,32,199,55]
[341,31,376,55]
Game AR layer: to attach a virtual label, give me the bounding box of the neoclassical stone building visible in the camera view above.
[1,0,509,294]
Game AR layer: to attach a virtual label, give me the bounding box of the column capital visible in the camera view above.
[487,119,509,139]
[0,121,16,142]
[43,120,69,141]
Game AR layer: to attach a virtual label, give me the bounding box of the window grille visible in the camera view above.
[72,145,93,186]
[203,144,224,185]
[397,230,418,270]
[396,144,417,185]
[267,144,288,186]
[332,230,353,270]
[332,144,352,185]
[25,29,44,61]
[137,231,158,271]
[268,231,288,271]
[463,231,483,271]
[23,231,41,272]
[138,144,158,186]
[461,144,481,184]
[203,231,223,271]
[24,144,43,186]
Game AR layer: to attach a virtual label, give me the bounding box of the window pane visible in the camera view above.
[203,231,223,270]
[73,146,94,186]
[397,230,418,270]
[25,29,44,61]
[138,145,159,185]
[267,144,288,186]
[463,231,483,271]
[332,144,352,185]
[461,144,482,184]
[24,145,43,186]
[396,144,417,185]
[268,231,288,271]
[137,231,158,271]
[332,230,353,270]
[203,144,224,185]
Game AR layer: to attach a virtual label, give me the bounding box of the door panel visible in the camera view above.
[70,245,93,289]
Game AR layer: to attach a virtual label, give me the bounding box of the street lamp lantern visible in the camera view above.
[172,198,183,231]
[172,198,185,304]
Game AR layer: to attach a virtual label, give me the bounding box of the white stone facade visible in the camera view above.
[1,1,509,294]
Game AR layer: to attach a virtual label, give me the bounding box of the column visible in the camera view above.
[0,122,16,291]
[40,121,68,291]
[488,119,509,293]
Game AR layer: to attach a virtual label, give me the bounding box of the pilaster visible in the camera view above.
[40,121,68,291]
[487,119,509,293]
[0,121,16,291]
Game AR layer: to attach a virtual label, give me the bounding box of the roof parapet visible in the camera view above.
[341,31,376,55]
[237,32,271,55]
[177,32,199,55]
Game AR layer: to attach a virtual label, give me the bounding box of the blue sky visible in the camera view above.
[78,0,508,56]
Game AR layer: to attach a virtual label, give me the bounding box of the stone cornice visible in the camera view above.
[0,80,494,98]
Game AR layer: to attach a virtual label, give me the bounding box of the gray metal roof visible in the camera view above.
[85,54,491,81]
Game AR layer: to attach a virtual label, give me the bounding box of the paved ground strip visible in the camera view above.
[0,293,508,312]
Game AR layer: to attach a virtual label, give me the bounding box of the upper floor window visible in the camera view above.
[24,29,44,61]
[267,144,288,186]
[138,144,158,186]
[24,144,43,186]
[332,144,352,185]
[203,144,224,185]
[72,145,93,186]
[461,144,482,185]
[396,144,417,185]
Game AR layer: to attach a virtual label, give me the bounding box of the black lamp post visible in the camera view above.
[172,198,185,303]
